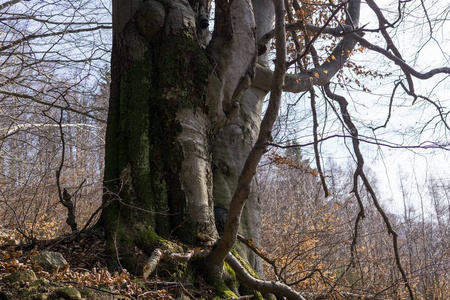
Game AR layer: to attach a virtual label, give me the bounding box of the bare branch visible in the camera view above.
[253,31,359,93]
[270,134,450,151]
[0,123,103,140]
[47,109,78,233]
[287,1,352,67]
[324,85,415,299]
[0,0,21,11]
[253,0,361,94]
[237,234,279,279]
[350,33,450,80]
[0,25,112,52]
[310,88,329,197]
[0,89,106,123]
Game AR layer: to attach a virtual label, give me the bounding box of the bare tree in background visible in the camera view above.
[0,0,111,239]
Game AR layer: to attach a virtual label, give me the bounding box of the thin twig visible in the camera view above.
[237,234,279,279]
[310,88,329,197]
[324,84,415,299]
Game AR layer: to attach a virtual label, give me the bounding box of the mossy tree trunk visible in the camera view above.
[99,1,362,298]
[99,0,266,275]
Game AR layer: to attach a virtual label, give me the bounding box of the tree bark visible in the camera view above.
[99,0,259,274]
[100,0,362,294]
[211,0,275,277]
[100,0,218,270]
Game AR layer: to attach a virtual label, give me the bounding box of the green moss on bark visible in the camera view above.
[231,249,261,280]
[231,250,264,300]
[157,32,212,110]
[101,7,213,272]
[214,281,238,299]
[135,227,163,250]
[223,261,239,296]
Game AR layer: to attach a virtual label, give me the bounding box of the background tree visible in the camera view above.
[0,0,110,240]
[259,154,450,299]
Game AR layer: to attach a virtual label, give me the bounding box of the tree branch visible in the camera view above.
[253,0,361,94]
[252,30,359,93]
[323,85,415,299]
[0,25,112,52]
[350,33,450,80]
[287,1,352,67]
[237,234,279,279]
[365,0,403,38]
[46,108,78,233]
[269,134,450,151]
[0,89,106,123]
[0,123,103,140]
[0,0,21,11]
[310,88,329,197]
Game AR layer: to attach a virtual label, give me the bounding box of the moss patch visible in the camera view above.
[231,249,264,300]
[231,249,260,280]
[214,281,238,299]
[224,261,236,278]
[135,227,164,251]
[157,32,212,111]
[223,261,239,296]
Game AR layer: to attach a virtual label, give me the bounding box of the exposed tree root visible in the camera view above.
[225,253,306,300]
[144,245,309,299]
[143,248,208,280]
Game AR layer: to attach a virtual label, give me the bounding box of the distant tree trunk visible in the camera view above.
[99,0,261,274]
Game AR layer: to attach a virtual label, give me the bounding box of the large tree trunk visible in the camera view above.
[99,0,260,274]
[100,0,214,271]
[99,0,360,291]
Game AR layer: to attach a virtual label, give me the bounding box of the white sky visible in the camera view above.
[276,0,450,216]
[357,0,450,214]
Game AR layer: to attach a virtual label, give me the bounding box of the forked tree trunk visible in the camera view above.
[99,0,360,286]
[99,0,264,274]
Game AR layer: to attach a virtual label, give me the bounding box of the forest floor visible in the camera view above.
[0,231,215,299]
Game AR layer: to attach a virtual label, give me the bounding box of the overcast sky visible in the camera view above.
[275,0,450,215]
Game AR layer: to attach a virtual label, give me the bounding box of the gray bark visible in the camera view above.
[209,0,362,274]
[102,0,362,291]
[212,85,267,275]
[101,0,262,272]
[210,0,287,271]
[211,0,274,276]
